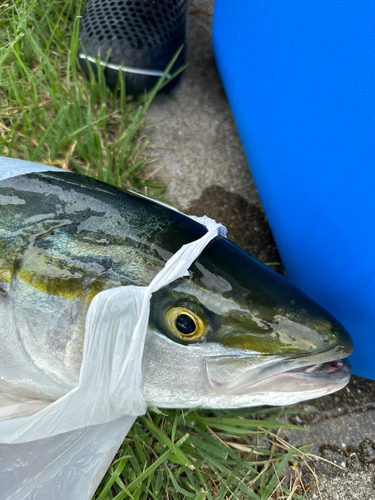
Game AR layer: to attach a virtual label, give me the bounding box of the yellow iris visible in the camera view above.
[164,307,206,341]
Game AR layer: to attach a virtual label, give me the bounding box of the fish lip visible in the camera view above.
[205,343,352,396]
[282,357,351,377]
[251,357,352,393]
[230,358,352,397]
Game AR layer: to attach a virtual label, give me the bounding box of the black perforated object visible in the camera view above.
[79,0,190,93]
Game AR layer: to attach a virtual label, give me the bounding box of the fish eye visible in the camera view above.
[164,307,205,341]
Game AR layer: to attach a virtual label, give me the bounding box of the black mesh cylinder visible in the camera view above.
[79,0,190,93]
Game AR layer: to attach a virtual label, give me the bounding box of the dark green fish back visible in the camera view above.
[0,172,207,301]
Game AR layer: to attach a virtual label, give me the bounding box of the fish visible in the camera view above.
[0,170,353,411]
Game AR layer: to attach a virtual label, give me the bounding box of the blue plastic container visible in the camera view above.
[213,0,375,378]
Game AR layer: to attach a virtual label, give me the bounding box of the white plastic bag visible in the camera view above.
[0,158,226,499]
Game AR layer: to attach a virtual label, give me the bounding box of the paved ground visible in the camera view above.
[146,1,260,210]
[146,1,375,498]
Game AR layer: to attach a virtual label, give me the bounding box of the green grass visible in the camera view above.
[94,408,311,500]
[0,0,174,196]
[0,2,312,499]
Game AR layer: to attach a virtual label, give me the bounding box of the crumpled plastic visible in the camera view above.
[0,157,227,500]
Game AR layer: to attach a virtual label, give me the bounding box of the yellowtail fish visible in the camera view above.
[0,171,353,410]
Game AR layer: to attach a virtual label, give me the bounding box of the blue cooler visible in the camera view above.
[212,0,375,378]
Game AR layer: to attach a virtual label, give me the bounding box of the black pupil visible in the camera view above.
[175,314,197,335]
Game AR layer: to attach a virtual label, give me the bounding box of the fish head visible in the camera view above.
[144,236,353,408]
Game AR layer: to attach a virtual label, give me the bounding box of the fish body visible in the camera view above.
[0,172,353,410]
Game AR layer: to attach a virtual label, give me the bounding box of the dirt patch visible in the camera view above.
[188,185,283,273]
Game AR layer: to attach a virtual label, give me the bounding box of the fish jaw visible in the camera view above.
[204,354,351,406]
[202,306,353,405]
[143,355,351,409]
[142,350,351,409]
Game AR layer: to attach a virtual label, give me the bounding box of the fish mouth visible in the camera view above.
[205,315,353,399]
[271,357,352,394]
[286,358,348,376]
[205,352,352,397]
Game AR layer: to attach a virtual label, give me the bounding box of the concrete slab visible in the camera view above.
[146,1,375,498]
[146,0,260,212]
[283,376,375,499]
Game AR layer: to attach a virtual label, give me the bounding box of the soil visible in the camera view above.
[189,185,283,274]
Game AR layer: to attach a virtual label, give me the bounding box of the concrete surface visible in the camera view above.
[146,0,260,213]
[283,376,375,499]
[146,1,375,498]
